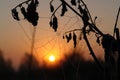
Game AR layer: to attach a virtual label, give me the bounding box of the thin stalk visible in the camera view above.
[113,7,120,37]
[29,26,36,80]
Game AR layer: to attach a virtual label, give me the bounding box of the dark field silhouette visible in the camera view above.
[0,49,106,80]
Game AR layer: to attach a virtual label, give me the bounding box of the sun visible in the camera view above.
[38,49,65,68]
[49,55,55,62]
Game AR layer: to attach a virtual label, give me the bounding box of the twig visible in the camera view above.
[63,29,82,35]
[113,6,120,36]
[13,0,31,9]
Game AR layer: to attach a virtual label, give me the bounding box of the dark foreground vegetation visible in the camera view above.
[0,49,105,80]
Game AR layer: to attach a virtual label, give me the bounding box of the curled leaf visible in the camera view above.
[73,32,77,48]
[71,0,76,6]
[79,32,82,40]
[65,33,72,43]
[50,3,54,12]
[96,37,100,45]
[66,35,70,42]
[31,12,39,26]
[63,35,65,39]
[26,10,39,26]
[53,15,58,32]
[21,7,27,19]
[61,2,67,16]
[49,19,53,27]
[25,0,39,26]
[11,9,20,21]
[27,0,37,12]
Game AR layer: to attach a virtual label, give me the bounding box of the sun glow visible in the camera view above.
[49,55,55,62]
[39,49,65,68]
[36,42,67,68]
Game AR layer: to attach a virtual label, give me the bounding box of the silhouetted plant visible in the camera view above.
[11,1,40,79]
[62,52,104,80]
[11,0,39,26]
[10,0,120,80]
[18,53,41,79]
[49,0,104,71]
[49,0,120,80]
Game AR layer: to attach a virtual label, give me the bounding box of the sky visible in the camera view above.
[0,0,120,69]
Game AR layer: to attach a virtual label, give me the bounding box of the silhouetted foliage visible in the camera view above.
[0,50,15,80]
[11,9,20,21]
[96,36,101,45]
[11,0,39,26]
[49,15,58,32]
[49,1,120,80]
[10,0,120,80]
[65,33,72,43]
[52,15,58,32]
[21,6,27,18]
[26,0,39,26]
[17,53,41,80]
[50,2,54,12]
[73,32,77,48]
[78,4,89,26]
[102,34,115,50]
[101,34,119,80]
[62,52,104,80]
[63,32,77,48]
[71,0,76,6]
[60,0,68,16]
[0,50,106,80]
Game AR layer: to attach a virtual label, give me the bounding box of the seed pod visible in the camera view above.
[73,32,77,48]
[11,9,20,21]
[65,33,72,43]
[53,15,58,32]
[71,0,76,6]
[49,20,53,27]
[96,37,100,45]
[21,7,27,19]
[66,35,70,43]
[50,4,54,12]
[61,2,67,16]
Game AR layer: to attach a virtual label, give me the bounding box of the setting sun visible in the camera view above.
[49,55,55,62]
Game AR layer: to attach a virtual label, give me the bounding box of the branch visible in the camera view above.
[62,0,104,71]
[80,0,93,23]
[62,0,104,36]
[88,23,104,36]
[13,0,31,9]
[50,4,62,19]
[50,0,54,4]
[82,26,104,71]
[61,0,82,18]
[63,29,82,35]
[80,0,104,36]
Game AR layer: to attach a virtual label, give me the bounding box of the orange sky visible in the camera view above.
[0,0,120,69]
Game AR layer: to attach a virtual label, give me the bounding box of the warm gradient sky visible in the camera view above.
[0,0,120,69]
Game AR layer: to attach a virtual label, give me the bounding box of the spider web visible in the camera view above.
[13,0,105,79]
[17,9,103,80]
